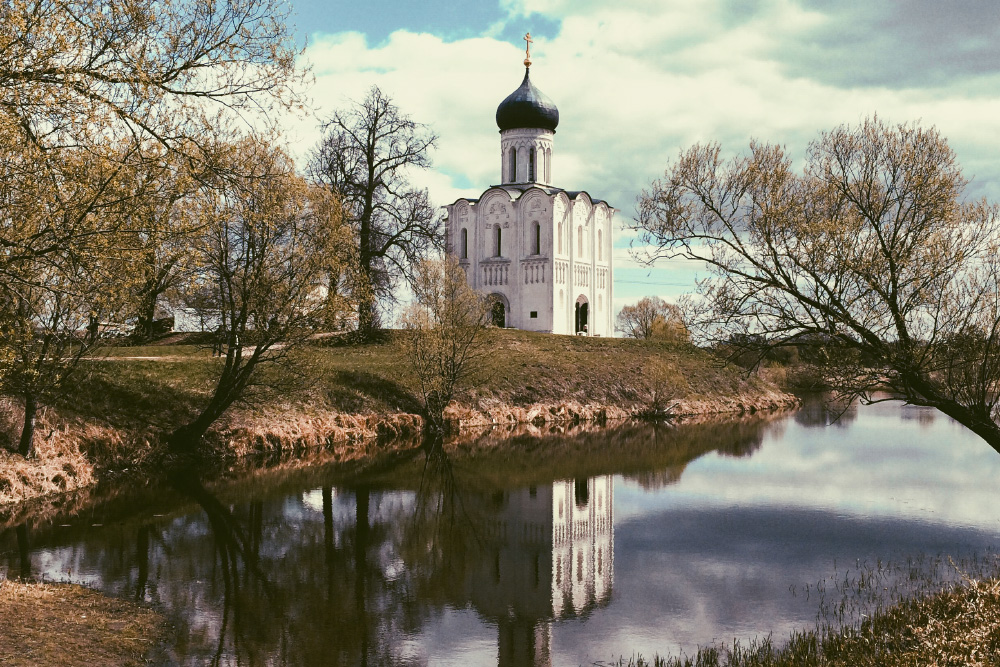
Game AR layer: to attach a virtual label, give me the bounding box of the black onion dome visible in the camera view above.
[496,68,559,132]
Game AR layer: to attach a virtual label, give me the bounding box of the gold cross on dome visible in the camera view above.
[523,32,533,66]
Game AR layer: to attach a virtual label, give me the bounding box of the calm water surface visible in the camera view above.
[2,398,1000,666]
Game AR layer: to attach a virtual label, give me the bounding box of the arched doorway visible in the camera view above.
[574,295,589,335]
[489,293,508,328]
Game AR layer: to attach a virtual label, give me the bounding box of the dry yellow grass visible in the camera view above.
[887,576,1000,666]
[208,405,423,459]
[0,399,95,505]
[0,580,164,667]
[622,575,1000,666]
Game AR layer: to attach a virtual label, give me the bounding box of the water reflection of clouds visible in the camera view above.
[667,402,1000,533]
[553,504,1000,664]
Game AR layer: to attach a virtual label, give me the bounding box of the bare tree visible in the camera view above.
[632,117,1000,453]
[168,136,346,452]
[616,296,689,341]
[309,87,441,338]
[400,256,489,439]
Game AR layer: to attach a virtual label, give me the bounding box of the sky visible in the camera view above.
[279,0,1000,316]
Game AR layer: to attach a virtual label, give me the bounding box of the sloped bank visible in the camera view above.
[202,385,799,461]
[443,389,799,430]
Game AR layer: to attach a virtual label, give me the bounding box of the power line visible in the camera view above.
[614,279,693,287]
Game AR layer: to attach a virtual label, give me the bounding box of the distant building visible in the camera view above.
[444,36,615,336]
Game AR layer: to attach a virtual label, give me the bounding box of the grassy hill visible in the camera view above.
[0,329,795,506]
[72,328,790,428]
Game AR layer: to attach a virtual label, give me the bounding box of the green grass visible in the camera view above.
[65,329,781,432]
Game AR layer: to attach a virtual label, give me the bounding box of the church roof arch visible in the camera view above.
[514,184,556,204]
[477,188,516,214]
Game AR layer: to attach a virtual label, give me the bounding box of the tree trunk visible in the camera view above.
[135,290,159,342]
[423,390,451,439]
[905,375,1000,456]
[18,394,37,458]
[936,403,1000,455]
[357,295,378,338]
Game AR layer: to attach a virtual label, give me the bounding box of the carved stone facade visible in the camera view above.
[444,65,615,336]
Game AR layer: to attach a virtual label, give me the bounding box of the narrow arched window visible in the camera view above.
[546,148,551,182]
[557,222,563,254]
[461,228,468,259]
[534,222,541,254]
[597,229,602,261]
[578,226,583,256]
[496,226,502,257]
[509,147,517,182]
[529,147,535,182]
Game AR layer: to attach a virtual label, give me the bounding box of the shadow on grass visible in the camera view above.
[326,370,423,415]
[58,367,205,430]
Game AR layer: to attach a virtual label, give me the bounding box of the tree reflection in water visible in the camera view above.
[0,414,779,666]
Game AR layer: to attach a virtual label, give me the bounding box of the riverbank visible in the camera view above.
[0,580,165,666]
[0,329,797,506]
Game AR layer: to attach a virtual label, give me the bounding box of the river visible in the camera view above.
[2,397,999,666]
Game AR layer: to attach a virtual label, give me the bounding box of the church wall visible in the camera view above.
[516,190,555,333]
[591,204,614,338]
[568,197,593,336]
[552,194,571,335]
[446,192,612,337]
[475,191,516,325]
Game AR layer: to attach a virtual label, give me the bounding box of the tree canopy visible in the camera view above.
[632,117,1000,452]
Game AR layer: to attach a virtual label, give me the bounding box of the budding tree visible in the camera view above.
[2,0,304,153]
[400,256,489,438]
[168,136,347,452]
[632,117,1000,453]
[0,130,144,456]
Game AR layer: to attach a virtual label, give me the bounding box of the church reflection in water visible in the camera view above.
[462,476,614,666]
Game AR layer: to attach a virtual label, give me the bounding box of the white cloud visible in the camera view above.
[289,2,1000,298]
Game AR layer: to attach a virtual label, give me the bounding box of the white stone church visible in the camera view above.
[444,41,615,336]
